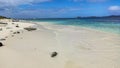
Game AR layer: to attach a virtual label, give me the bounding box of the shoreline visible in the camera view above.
[31,21,120,36]
[0,19,120,68]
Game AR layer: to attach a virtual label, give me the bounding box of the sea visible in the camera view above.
[26,18,120,35]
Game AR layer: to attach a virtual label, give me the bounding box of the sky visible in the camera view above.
[0,0,120,18]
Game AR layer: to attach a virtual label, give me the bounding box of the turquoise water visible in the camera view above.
[26,18,120,35]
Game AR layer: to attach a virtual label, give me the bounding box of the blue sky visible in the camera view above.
[0,0,120,18]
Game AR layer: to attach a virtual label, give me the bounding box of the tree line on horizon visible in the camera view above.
[0,16,9,19]
[0,15,120,19]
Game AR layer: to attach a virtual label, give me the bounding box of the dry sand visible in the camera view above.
[0,20,120,68]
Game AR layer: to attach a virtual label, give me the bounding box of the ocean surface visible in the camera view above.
[26,18,120,35]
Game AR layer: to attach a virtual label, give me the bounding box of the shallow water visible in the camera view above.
[26,18,120,35]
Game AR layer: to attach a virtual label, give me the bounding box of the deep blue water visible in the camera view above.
[26,18,120,35]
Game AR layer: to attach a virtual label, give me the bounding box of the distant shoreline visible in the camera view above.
[13,15,120,20]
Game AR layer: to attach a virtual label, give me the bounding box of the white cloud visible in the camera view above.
[108,6,120,15]
[0,0,52,17]
[0,0,52,8]
[108,6,120,11]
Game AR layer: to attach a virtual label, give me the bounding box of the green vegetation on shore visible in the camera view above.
[0,16,9,19]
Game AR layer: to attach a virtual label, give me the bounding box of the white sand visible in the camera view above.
[0,20,120,68]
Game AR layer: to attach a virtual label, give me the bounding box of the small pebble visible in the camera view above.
[0,42,4,47]
[51,52,58,58]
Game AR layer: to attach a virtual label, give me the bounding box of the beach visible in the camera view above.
[0,19,120,68]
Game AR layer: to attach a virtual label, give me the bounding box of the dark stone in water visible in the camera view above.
[0,42,4,47]
[51,52,58,58]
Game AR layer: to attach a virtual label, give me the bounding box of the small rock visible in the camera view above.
[16,24,19,28]
[24,27,37,31]
[0,38,6,41]
[17,31,20,34]
[5,36,8,38]
[13,32,17,34]
[0,42,4,47]
[11,35,14,37]
[51,52,58,58]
